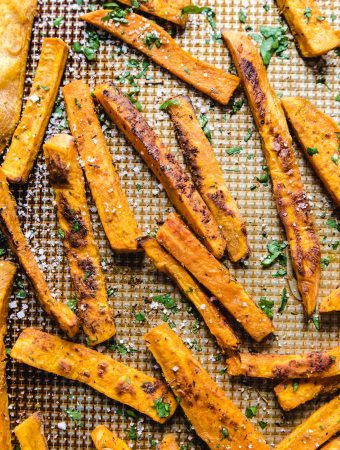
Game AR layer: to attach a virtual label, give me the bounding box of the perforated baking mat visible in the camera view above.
[4,0,339,448]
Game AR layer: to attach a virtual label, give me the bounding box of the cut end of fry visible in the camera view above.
[160,433,180,450]
[320,287,340,313]
[92,425,130,450]
[14,412,48,450]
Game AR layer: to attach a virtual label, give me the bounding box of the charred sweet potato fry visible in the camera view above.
[63,81,141,253]
[274,375,340,411]
[0,260,16,450]
[139,237,239,351]
[11,328,177,423]
[223,31,320,316]
[275,395,340,450]
[276,0,340,57]
[2,38,68,183]
[14,412,48,450]
[144,323,270,450]
[81,9,239,105]
[116,0,190,26]
[0,170,79,337]
[321,436,340,450]
[160,434,180,450]
[320,287,340,313]
[282,97,340,207]
[156,213,274,342]
[227,346,340,379]
[91,425,129,450]
[0,0,37,153]
[44,134,115,345]
[95,83,226,259]
[166,95,249,262]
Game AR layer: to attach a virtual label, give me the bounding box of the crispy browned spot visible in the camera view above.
[97,361,108,377]
[141,380,161,394]
[273,352,334,379]
[240,58,266,119]
[46,154,70,186]
[60,194,87,248]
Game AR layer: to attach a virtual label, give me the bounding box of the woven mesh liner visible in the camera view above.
[5,0,339,448]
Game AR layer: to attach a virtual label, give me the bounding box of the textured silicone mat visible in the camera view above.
[4,0,339,448]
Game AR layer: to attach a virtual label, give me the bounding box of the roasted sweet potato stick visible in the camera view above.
[81,9,239,105]
[91,425,129,450]
[117,0,190,26]
[282,97,340,207]
[276,0,340,57]
[63,80,141,253]
[14,412,48,450]
[227,346,340,379]
[95,83,226,259]
[11,328,177,423]
[320,287,340,313]
[0,170,79,337]
[156,213,274,342]
[2,38,68,183]
[166,95,249,262]
[144,323,270,450]
[321,436,340,450]
[44,134,115,345]
[0,261,16,450]
[275,395,340,450]
[0,0,37,153]
[139,237,239,350]
[160,434,180,450]
[274,375,340,411]
[223,31,320,316]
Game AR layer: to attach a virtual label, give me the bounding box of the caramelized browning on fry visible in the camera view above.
[14,412,48,450]
[91,425,129,450]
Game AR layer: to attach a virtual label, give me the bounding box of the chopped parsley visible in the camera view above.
[73,29,100,61]
[311,315,320,330]
[259,297,274,319]
[153,398,170,418]
[159,99,179,111]
[5,348,11,356]
[230,97,244,115]
[143,32,162,49]
[199,114,212,143]
[53,16,64,28]
[74,98,81,109]
[239,9,247,23]
[58,228,65,239]
[245,405,258,418]
[258,420,267,429]
[221,427,230,440]
[110,342,137,355]
[102,3,129,23]
[65,408,82,425]
[307,147,318,156]
[226,146,243,155]
[181,5,221,42]
[336,94,340,102]
[107,287,118,297]
[256,166,270,185]
[135,311,146,323]
[244,128,253,142]
[321,256,330,269]
[153,293,177,310]
[292,380,299,391]
[278,287,289,313]
[262,240,288,267]
[128,425,138,441]
[331,153,339,165]
[250,26,289,66]
[67,296,77,312]
[304,7,313,23]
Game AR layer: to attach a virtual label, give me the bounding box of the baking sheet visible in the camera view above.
[5,0,339,448]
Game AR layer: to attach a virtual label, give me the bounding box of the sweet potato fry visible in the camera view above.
[166,95,250,262]
[14,412,48,450]
[139,237,239,351]
[275,395,340,450]
[2,38,68,183]
[11,328,177,423]
[223,31,320,316]
[43,134,115,345]
[144,323,270,450]
[91,425,129,450]
[227,346,340,379]
[274,375,340,411]
[81,9,239,105]
[320,287,340,313]
[281,97,340,207]
[116,0,190,26]
[276,0,340,57]
[160,434,180,450]
[0,170,79,337]
[156,213,274,342]
[0,260,16,450]
[63,80,141,253]
[0,0,37,153]
[321,436,340,450]
[95,83,226,259]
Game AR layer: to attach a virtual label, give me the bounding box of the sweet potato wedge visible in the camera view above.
[91,425,129,450]
[223,31,320,316]
[14,412,48,450]
[227,346,340,379]
[43,134,115,346]
[0,170,79,337]
[276,0,340,57]
[274,375,340,411]
[2,38,68,184]
[95,83,226,259]
[320,287,340,313]
[11,328,177,423]
[321,436,340,450]
[63,81,141,253]
[81,9,239,105]
[0,0,37,153]
[281,97,340,207]
[160,434,180,450]
[116,0,190,26]
[156,213,274,342]
[0,260,16,450]
[166,95,249,262]
[139,237,239,351]
[275,395,340,450]
[144,323,270,450]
